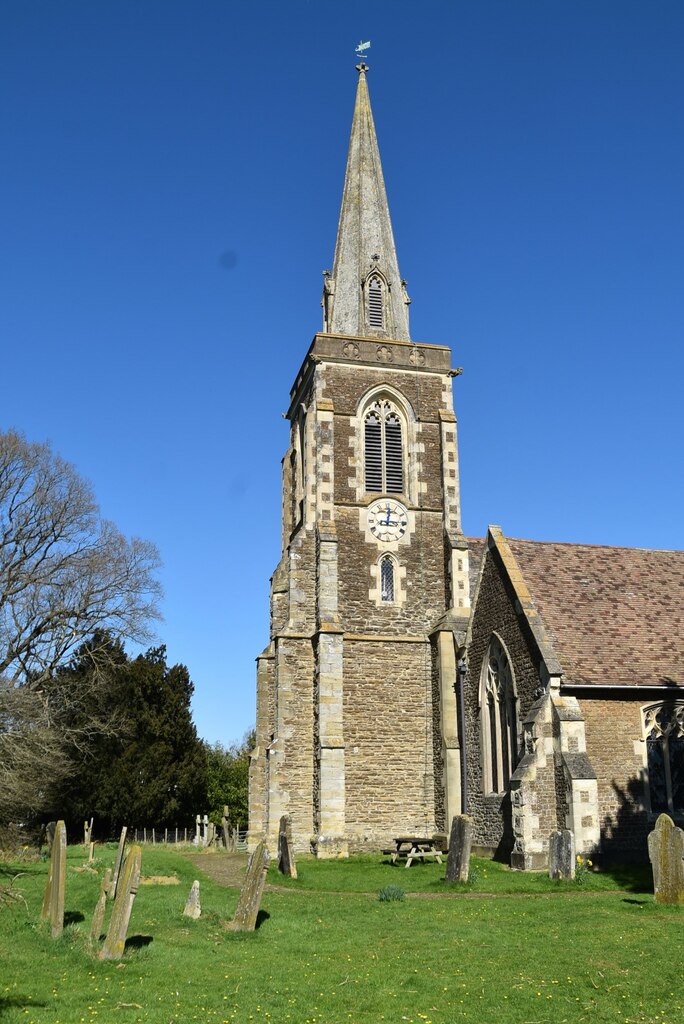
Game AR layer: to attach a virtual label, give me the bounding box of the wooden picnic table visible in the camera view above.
[385,836,444,868]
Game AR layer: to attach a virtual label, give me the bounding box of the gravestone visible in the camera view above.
[90,868,112,943]
[40,820,67,938]
[445,814,474,883]
[88,841,95,864]
[548,829,575,881]
[110,826,127,900]
[647,813,684,904]
[99,845,142,960]
[206,822,216,847]
[84,817,93,846]
[194,814,201,846]
[183,880,201,919]
[45,820,56,856]
[227,841,269,931]
[277,814,298,879]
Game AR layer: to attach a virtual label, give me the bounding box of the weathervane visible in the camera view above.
[355,39,370,68]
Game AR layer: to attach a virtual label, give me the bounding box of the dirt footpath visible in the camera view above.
[184,852,248,888]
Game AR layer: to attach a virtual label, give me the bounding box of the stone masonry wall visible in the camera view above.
[580,697,651,861]
[343,639,436,849]
[269,636,315,851]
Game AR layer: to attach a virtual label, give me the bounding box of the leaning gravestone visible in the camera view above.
[99,845,142,960]
[648,813,684,904]
[109,826,128,900]
[226,841,270,931]
[277,814,298,879]
[40,820,67,938]
[548,829,575,881]
[183,880,201,919]
[445,814,474,882]
[90,868,112,943]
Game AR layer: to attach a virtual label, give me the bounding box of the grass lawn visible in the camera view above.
[0,843,681,1024]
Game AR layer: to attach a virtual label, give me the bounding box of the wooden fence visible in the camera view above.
[129,826,248,850]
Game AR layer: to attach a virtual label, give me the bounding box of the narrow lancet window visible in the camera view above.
[364,400,404,494]
[368,275,384,329]
[380,555,395,602]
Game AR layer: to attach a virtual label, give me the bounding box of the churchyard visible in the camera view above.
[1,834,684,1024]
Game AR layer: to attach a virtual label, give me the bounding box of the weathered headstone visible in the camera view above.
[84,817,93,846]
[40,820,67,938]
[194,814,201,845]
[90,868,112,943]
[99,845,142,960]
[548,829,575,881]
[648,813,684,904]
[183,880,201,919]
[206,822,216,847]
[277,814,298,879]
[45,820,57,856]
[109,826,127,900]
[226,841,270,931]
[445,814,474,883]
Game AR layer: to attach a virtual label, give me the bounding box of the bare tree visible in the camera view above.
[0,429,162,685]
[0,429,162,823]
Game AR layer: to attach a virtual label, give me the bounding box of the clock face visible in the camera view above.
[367,499,408,543]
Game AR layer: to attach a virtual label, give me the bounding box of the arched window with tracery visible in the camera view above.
[643,703,684,814]
[364,399,404,494]
[480,636,518,795]
[367,274,384,330]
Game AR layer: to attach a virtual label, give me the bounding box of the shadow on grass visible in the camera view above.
[125,934,153,950]
[604,863,653,894]
[64,911,85,926]
[0,996,47,1018]
[255,910,270,929]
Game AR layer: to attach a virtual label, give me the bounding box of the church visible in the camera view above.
[248,65,684,866]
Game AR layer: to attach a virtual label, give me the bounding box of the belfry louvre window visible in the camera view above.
[368,275,384,329]
[364,400,404,494]
[380,555,395,602]
[643,703,684,814]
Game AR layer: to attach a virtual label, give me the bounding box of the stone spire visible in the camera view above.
[322,64,411,341]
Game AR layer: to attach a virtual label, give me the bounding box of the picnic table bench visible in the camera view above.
[382,836,445,868]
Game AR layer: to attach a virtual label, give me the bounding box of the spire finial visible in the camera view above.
[356,62,369,75]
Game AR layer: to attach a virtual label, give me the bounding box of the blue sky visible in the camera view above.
[2,1,683,744]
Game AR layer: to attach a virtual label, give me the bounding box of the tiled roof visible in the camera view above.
[506,537,684,686]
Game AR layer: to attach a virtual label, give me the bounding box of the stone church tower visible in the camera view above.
[249,65,470,855]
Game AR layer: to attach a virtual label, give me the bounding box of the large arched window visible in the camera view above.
[364,399,403,494]
[643,703,684,814]
[480,636,519,795]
